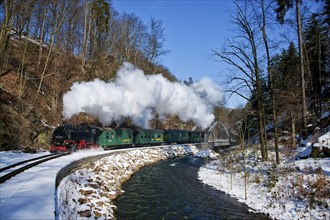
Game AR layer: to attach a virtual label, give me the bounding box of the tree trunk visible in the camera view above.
[263,113,268,160]
[261,0,279,164]
[34,33,54,103]
[296,0,307,136]
[82,1,90,68]
[291,113,296,149]
[242,136,247,200]
[317,32,322,115]
[0,0,13,72]
[239,116,248,199]
[258,97,266,160]
[18,22,30,98]
[36,7,46,75]
[255,49,266,160]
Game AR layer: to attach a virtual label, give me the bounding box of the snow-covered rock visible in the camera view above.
[56,145,200,219]
[313,131,330,149]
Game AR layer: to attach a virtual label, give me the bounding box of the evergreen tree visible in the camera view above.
[304,13,328,117]
[90,0,110,59]
[275,0,307,136]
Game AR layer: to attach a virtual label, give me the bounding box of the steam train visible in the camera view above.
[50,123,204,153]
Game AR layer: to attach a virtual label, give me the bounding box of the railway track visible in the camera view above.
[0,153,68,184]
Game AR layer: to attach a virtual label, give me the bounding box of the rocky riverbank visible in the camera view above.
[56,145,200,219]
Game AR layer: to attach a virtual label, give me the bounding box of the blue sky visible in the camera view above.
[112,0,244,108]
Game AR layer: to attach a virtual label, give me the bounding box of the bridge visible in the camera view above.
[203,121,232,151]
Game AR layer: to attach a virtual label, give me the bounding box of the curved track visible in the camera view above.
[0,153,67,184]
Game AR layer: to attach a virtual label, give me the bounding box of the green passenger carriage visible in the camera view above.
[98,128,134,148]
[164,130,189,144]
[134,129,165,146]
[188,131,204,143]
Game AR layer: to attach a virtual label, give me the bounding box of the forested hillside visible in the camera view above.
[0,0,329,156]
[0,0,177,150]
[212,0,330,163]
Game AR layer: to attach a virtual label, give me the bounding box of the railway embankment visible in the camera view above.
[55,144,201,219]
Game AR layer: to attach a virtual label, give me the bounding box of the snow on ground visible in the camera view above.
[195,148,219,159]
[312,130,330,148]
[1,128,328,220]
[198,129,330,220]
[0,145,200,220]
[56,145,199,220]
[0,148,111,220]
[298,129,330,159]
[0,150,51,168]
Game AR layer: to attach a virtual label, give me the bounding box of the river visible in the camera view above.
[114,156,270,219]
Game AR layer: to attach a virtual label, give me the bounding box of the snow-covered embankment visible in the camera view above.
[56,145,199,219]
[198,148,330,220]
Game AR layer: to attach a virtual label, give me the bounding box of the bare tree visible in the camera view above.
[34,0,67,103]
[213,2,268,160]
[0,0,14,73]
[12,0,36,38]
[61,0,81,56]
[35,2,46,75]
[117,13,146,64]
[144,17,169,69]
[17,15,32,98]
[253,0,280,164]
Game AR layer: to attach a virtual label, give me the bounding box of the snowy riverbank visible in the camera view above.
[198,146,330,220]
[56,145,199,219]
[2,140,327,219]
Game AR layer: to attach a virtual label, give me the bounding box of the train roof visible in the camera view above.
[134,129,165,132]
[165,129,203,132]
[101,127,134,132]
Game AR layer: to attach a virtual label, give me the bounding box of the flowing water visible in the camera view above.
[114,156,270,219]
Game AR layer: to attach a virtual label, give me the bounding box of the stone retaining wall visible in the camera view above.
[55,145,200,220]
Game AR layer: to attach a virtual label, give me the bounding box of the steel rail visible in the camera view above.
[0,153,57,172]
[0,153,67,184]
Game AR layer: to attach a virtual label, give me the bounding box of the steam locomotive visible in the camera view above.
[50,123,204,153]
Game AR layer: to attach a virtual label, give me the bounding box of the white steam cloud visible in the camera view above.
[62,62,223,129]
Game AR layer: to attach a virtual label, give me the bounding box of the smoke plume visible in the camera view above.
[62,62,223,129]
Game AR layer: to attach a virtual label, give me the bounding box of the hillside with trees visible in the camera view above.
[0,0,329,157]
[213,0,330,163]
[0,0,177,150]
